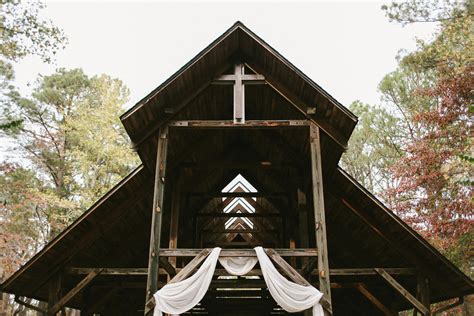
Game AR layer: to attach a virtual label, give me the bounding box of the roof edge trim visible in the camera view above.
[236,23,358,123]
[120,22,242,122]
[1,165,146,291]
[337,166,474,287]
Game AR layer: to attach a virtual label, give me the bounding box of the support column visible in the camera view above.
[145,126,169,313]
[297,188,309,249]
[169,171,182,268]
[309,123,332,314]
[48,273,64,316]
[415,273,430,316]
[288,193,297,267]
[297,187,310,274]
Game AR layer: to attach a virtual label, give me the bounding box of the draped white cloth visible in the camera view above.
[153,247,222,316]
[218,256,258,276]
[255,246,324,316]
[153,247,324,316]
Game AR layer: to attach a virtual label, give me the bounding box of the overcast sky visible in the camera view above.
[13,0,438,111]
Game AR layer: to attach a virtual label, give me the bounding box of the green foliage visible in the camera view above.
[345,0,474,275]
[66,74,138,207]
[341,101,402,195]
[0,69,139,280]
[0,0,67,131]
[0,0,67,62]
[382,0,468,24]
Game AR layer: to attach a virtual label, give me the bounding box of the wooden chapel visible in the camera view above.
[1,22,473,316]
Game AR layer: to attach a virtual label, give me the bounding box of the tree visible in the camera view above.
[341,101,402,195]
[0,0,66,62]
[381,0,473,273]
[0,0,67,131]
[0,69,139,283]
[345,0,472,276]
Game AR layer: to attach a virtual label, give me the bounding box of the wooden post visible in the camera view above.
[415,273,430,316]
[297,188,309,249]
[356,284,396,316]
[309,123,332,314]
[233,63,244,123]
[213,64,265,124]
[169,171,181,268]
[49,270,101,316]
[297,187,310,274]
[145,126,169,313]
[288,192,297,267]
[48,273,64,316]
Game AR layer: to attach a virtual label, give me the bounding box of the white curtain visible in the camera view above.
[255,246,324,315]
[153,247,222,316]
[153,247,324,316]
[218,256,258,276]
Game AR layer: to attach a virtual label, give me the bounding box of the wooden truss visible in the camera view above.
[27,118,433,316]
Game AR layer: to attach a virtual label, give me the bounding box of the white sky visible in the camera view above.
[12,0,438,112]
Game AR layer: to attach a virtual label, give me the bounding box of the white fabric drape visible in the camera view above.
[218,256,258,276]
[255,246,324,316]
[153,247,324,315]
[153,247,222,316]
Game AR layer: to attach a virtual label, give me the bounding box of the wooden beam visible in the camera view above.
[203,228,279,234]
[49,269,102,315]
[22,169,152,299]
[130,81,211,150]
[145,126,169,308]
[169,119,309,128]
[214,73,265,83]
[168,171,181,268]
[169,248,211,284]
[375,268,429,315]
[159,257,177,277]
[196,212,281,218]
[190,191,287,198]
[265,249,332,315]
[180,160,299,170]
[244,62,348,149]
[301,257,318,278]
[159,248,318,257]
[339,197,421,265]
[200,194,282,234]
[330,268,416,276]
[65,266,416,277]
[265,249,308,284]
[356,284,396,316]
[14,296,47,314]
[67,268,148,275]
[309,123,332,314]
[82,287,118,316]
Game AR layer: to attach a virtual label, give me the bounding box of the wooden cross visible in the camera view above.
[214,63,265,123]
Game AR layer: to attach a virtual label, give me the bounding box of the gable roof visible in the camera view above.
[1,22,472,312]
[120,22,357,154]
[332,167,473,301]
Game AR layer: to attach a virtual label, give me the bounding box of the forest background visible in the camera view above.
[0,0,472,314]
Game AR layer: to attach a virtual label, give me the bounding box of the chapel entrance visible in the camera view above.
[143,123,333,315]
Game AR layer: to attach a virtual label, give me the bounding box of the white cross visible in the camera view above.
[214,64,265,123]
